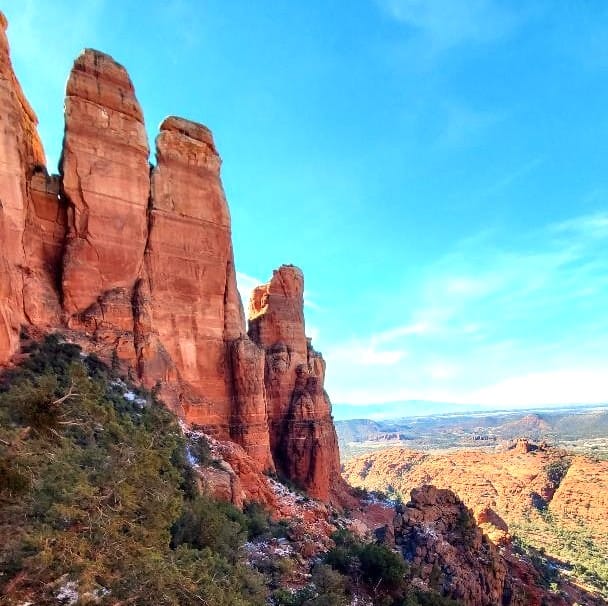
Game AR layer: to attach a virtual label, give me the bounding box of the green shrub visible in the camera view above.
[270,565,349,606]
[0,336,267,605]
[545,458,572,488]
[324,529,407,593]
[358,542,407,588]
[170,495,246,561]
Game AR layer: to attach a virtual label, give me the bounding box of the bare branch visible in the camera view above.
[51,381,80,406]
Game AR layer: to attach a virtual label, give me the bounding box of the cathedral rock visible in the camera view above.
[0,12,344,502]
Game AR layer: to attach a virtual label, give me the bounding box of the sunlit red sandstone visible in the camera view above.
[0,10,343,503]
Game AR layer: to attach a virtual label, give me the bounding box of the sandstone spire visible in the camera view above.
[60,49,150,324]
[143,116,246,429]
[248,265,344,501]
[0,11,48,363]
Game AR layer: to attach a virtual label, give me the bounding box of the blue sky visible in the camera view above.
[4,1,608,416]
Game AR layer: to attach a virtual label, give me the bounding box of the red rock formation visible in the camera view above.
[549,456,608,532]
[229,335,274,471]
[208,437,278,508]
[0,11,345,508]
[473,504,510,546]
[248,265,344,502]
[343,445,567,523]
[23,172,66,327]
[394,486,541,606]
[141,116,245,429]
[60,49,150,371]
[0,12,47,363]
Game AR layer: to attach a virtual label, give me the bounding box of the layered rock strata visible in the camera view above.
[0,11,341,503]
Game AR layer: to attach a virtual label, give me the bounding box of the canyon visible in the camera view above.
[0,11,342,503]
[1,11,605,605]
[344,441,608,600]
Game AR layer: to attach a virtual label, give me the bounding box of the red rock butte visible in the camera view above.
[0,12,345,502]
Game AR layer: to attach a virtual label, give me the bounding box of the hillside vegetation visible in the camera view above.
[0,336,458,606]
[0,335,272,604]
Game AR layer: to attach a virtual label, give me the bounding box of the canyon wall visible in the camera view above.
[0,12,343,502]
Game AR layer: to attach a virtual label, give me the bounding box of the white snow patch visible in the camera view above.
[122,390,147,407]
[56,581,79,605]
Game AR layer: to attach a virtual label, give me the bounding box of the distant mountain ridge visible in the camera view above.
[333,399,608,420]
[336,404,608,459]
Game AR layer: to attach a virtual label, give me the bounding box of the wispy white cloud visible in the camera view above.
[466,368,608,407]
[371,321,433,345]
[325,342,407,367]
[303,291,323,312]
[426,362,460,381]
[325,210,608,408]
[551,212,608,239]
[378,0,522,53]
[478,155,545,198]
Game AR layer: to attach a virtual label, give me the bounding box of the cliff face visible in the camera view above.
[0,12,47,361]
[392,486,568,606]
[248,266,342,498]
[0,12,342,503]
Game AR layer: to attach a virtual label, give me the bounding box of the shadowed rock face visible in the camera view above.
[394,486,513,606]
[0,11,343,503]
[392,485,593,606]
[229,335,274,472]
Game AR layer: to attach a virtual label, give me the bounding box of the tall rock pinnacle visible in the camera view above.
[0,11,346,505]
[61,49,150,319]
[248,266,344,501]
[142,116,246,430]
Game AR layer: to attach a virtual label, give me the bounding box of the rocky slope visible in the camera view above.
[344,441,608,599]
[393,486,526,606]
[388,485,606,606]
[0,12,344,502]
